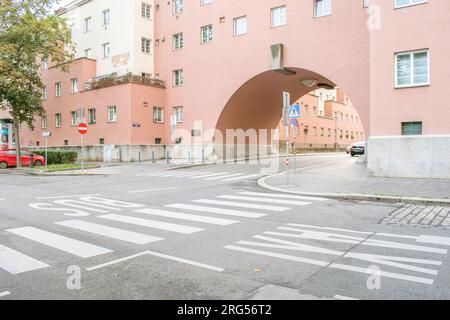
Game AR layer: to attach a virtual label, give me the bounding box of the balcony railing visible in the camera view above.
[84,73,165,91]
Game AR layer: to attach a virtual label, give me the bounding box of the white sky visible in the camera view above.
[52,0,72,10]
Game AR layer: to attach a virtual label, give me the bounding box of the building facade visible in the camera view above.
[1,0,449,178]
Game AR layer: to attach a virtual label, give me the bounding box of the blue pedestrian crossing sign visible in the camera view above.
[289,104,301,119]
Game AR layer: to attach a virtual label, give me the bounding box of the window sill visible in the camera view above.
[395,83,430,89]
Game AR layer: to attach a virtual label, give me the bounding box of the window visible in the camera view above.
[103,43,111,59]
[108,106,117,123]
[143,101,149,108]
[142,3,151,19]
[70,78,78,94]
[201,25,213,44]
[233,16,247,36]
[173,69,184,86]
[55,82,61,97]
[201,0,212,5]
[70,111,78,126]
[173,33,184,50]
[42,86,48,100]
[41,59,48,70]
[313,127,317,136]
[88,108,96,124]
[153,107,164,123]
[42,116,48,129]
[103,9,110,25]
[396,50,429,87]
[84,17,92,32]
[321,128,325,137]
[85,48,93,58]
[173,0,183,14]
[173,106,184,123]
[55,113,62,128]
[141,37,151,54]
[64,140,69,146]
[395,0,427,9]
[142,73,152,78]
[315,0,332,18]
[402,122,423,135]
[99,138,105,145]
[69,23,76,38]
[271,6,286,28]
[155,138,162,145]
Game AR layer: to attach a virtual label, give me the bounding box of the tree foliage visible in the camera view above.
[0,0,74,166]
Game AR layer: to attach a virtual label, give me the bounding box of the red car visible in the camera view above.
[0,149,45,169]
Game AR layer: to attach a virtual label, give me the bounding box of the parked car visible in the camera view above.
[350,142,366,157]
[0,149,45,169]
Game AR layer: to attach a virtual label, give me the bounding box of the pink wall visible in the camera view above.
[370,0,450,135]
[154,0,371,139]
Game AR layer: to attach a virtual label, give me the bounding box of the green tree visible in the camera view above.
[0,0,73,167]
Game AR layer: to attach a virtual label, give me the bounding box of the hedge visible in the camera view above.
[33,151,78,165]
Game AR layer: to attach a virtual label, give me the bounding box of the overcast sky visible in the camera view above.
[52,0,72,10]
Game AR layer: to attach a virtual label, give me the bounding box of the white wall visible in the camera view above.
[368,135,450,179]
[62,0,154,77]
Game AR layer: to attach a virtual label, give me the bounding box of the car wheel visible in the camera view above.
[34,160,43,167]
[0,162,8,169]
[351,153,355,157]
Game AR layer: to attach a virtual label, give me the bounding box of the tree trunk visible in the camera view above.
[12,116,22,168]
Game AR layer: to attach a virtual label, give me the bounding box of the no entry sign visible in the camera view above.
[78,123,88,135]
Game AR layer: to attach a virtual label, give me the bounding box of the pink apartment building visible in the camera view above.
[1,0,450,178]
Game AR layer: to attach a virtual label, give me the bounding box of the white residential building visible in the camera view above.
[58,0,155,78]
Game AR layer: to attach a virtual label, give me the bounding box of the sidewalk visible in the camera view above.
[259,155,450,205]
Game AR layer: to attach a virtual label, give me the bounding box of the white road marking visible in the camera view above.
[266,230,362,245]
[0,198,6,201]
[0,244,49,274]
[239,192,328,202]
[99,214,204,234]
[160,171,213,177]
[35,194,100,200]
[225,245,329,267]
[417,235,450,246]
[127,187,178,194]
[193,199,290,212]
[166,203,266,219]
[288,223,373,235]
[86,251,224,272]
[135,208,239,226]
[222,174,262,182]
[0,291,11,298]
[329,263,434,285]
[219,195,311,206]
[7,227,112,258]
[205,174,243,181]
[363,239,448,254]
[334,295,359,301]
[189,172,231,179]
[55,220,163,245]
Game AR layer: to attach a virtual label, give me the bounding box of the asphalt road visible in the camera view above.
[1,154,450,300]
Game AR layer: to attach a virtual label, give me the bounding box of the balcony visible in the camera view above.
[84,73,165,91]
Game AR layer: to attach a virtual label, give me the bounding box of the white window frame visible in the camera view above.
[84,17,92,33]
[42,86,48,100]
[395,49,430,88]
[70,111,78,126]
[142,3,152,19]
[173,69,184,86]
[70,78,78,94]
[55,113,62,128]
[233,16,247,36]
[141,37,152,54]
[173,33,184,50]
[88,108,96,124]
[55,82,62,97]
[201,25,213,44]
[84,48,92,58]
[394,0,428,9]
[315,0,332,18]
[201,0,212,6]
[102,42,111,59]
[107,106,117,123]
[173,0,183,15]
[271,6,287,28]
[42,116,48,129]
[103,9,111,26]
[153,107,164,123]
[173,106,184,123]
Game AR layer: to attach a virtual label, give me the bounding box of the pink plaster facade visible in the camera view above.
[278,90,366,148]
[2,0,450,166]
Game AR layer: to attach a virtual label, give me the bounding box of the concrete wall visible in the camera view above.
[368,136,450,179]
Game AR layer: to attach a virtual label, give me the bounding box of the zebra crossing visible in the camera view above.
[137,170,263,182]
[0,191,326,277]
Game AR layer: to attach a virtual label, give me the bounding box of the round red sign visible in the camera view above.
[78,123,88,135]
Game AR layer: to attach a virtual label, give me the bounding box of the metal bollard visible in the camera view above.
[202,149,205,164]
[167,151,170,164]
[152,151,155,164]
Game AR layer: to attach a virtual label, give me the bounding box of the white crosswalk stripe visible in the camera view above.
[134,208,239,226]
[159,171,213,177]
[222,174,262,182]
[192,199,290,212]
[189,172,231,179]
[218,195,311,206]
[55,220,164,245]
[7,227,113,258]
[0,244,49,274]
[99,214,205,234]
[238,192,328,202]
[205,174,243,180]
[166,203,266,219]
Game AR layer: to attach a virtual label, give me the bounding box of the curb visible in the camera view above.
[258,175,450,206]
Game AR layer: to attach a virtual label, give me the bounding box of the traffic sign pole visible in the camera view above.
[78,123,88,171]
[283,92,291,186]
[81,134,84,171]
